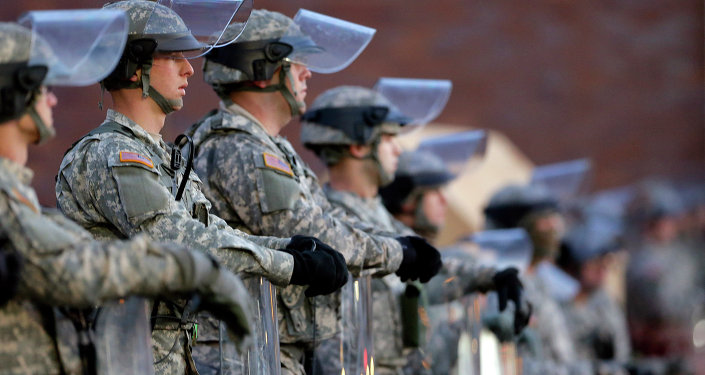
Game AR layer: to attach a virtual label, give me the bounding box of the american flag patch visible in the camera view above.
[263,152,293,176]
[13,188,38,213]
[120,151,154,168]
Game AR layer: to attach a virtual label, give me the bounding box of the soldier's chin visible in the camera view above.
[169,98,184,111]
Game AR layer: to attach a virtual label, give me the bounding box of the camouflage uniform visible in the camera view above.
[560,289,631,365]
[189,101,404,374]
[0,153,254,374]
[56,109,293,374]
[325,187,501,375]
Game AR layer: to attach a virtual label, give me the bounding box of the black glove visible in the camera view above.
[283,235,348,297]
[492,267,531,334]
[0,250,21,307]
[395,236,442,283]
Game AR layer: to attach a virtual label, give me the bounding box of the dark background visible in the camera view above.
[3,0,703,206]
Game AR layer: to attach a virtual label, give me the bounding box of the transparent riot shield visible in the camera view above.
[94,297,155,375]
[242,277,281,375]
[469,229,533,375]
[530,158,592,204]
[316,271,373,375]
[424,242,483,375]
[374,78,452,134]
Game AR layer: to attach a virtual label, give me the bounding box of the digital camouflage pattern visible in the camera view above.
[104,0,190,37]
[189,101,404,374]
[560,288,631,364]
[300,86,404,152]
[56,109,293,374]
[203,9,301,85]
[0,156,253,374]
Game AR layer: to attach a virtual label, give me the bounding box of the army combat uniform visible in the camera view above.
[189,101,404,374]
[56,109,293,374]
[325,186,500,375]
[0,154,254,374]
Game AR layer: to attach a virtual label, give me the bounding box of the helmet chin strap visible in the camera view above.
[232,62,304,117]
[139,62,181,115]
[348,136,395,188]
[28,106,55,145]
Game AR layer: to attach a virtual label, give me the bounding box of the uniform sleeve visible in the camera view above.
[56,137,293,286]
[0,193,223,307]
[196,133,403,275]
[424,252,496,305]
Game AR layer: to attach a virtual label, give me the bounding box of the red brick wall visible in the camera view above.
[3,0,702,206]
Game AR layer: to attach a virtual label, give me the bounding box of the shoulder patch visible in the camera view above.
[13,188,38,213]
[263,152,293,176]
[119,151,154,169]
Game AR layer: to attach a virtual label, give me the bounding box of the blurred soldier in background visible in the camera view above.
[382,145,531,375]
[0,15,255,375]
[302,85,528,375]
[190,10,437,375]
[625,180,704,374]
[56,2,346,374]
[484,183,593,375]
[556,222,631,374]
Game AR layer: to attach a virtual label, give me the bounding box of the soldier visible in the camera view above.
[0,15,255,375]
[300,85,529,375]
[484,183,596,375]
[55,2,347,374]
[556,222,631,371]
[381,142,532,374]
[189,10,442,375]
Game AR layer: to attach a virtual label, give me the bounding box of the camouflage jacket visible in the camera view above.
[56,109,292,373]
[0,156,251,375]
[189,102,404,344]
[561,288,631,363]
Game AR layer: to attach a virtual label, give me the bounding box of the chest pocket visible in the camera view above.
[1,187,79,255]
[253,152,301,214]
[110,157,171,225]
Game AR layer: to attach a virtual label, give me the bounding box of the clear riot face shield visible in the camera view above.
[283,9,376,74]
[530,158,592,205]
[18,9,128,86]
[416,130,488,177]
[157,0,252,48]
[374,78,452,134]
[129,0,253,59]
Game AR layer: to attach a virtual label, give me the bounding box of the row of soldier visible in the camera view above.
[0,1,701,375]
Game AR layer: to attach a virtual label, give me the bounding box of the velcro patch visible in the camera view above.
[263,152,293,176]
[119,151,154,169]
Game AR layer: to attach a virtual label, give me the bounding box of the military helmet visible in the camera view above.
[484,184,560,229]
[101,1,203,93]
[0,23,50,124]
[203,9,298,86]
[301,85,409,150]
[380,150,453,215]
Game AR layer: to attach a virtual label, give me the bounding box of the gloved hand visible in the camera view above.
[395,236,442,283]
[492,267,531,334]
[168,246,254,350]
[0,250,21,307]
[282,235,348,297]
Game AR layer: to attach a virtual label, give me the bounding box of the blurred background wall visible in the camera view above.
[2,0,703,207]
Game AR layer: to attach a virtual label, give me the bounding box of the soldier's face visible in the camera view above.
[21,86,57,142]
[284,62,311,114]
[150,52,194,110]
[376,133,402,177]
[420,188,448,228]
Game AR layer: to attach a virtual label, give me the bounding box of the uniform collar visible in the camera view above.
[0,157,34,186]
[106,109,168,152]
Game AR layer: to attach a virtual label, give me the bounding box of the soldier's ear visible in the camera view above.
[349,144,371,159]
[251,80,268,89]
[129,69,140,82]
